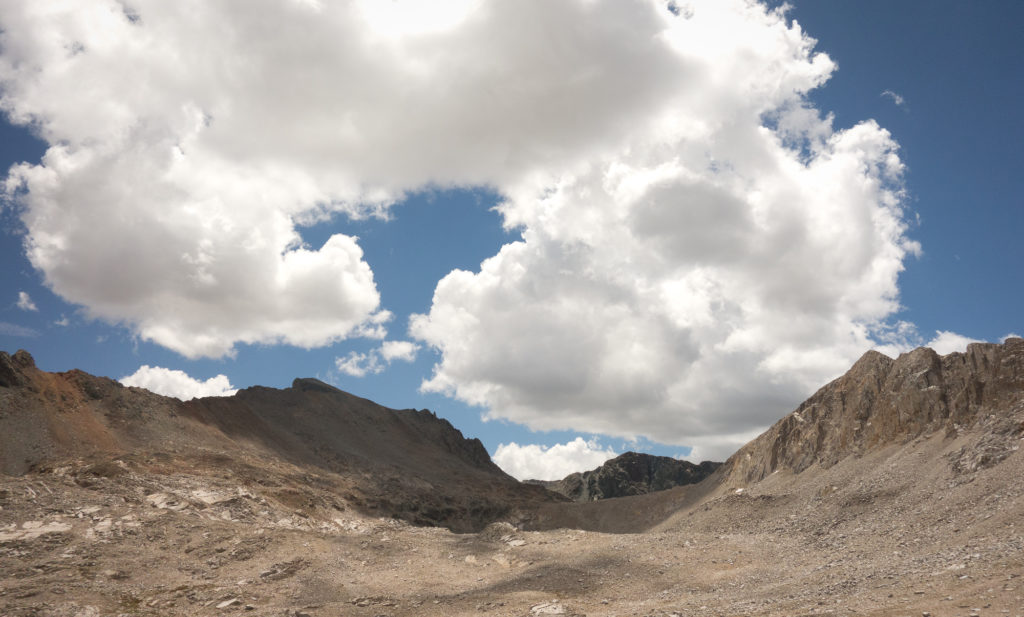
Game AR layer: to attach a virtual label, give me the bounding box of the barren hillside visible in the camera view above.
[0,350,557,532]
[3,339,1023,616]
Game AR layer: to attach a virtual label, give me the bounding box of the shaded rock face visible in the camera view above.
[0,349,34,387]
[0,350,556,531]
[722,338,1024,486]
[529,452,721,502]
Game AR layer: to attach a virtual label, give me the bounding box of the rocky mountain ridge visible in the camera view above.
[0,350,556,531]
[3,340,1024,616]
[527,452,720,502]
[720,337,1024,487]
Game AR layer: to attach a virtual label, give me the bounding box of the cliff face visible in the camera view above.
[722,338,1024,486]
[0,350,555,531]
[530,452,720,502]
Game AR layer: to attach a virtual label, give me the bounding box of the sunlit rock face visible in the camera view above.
[722,337,1024,486]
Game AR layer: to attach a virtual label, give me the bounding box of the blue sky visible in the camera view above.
[788,1,1023,342]
[1,1,1021,480]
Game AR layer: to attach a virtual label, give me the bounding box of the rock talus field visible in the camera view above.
[2,339,1024,616]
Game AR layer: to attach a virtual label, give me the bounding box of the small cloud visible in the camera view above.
[925,330,981,355]
[880,89,907,109]
[0,321,39,337]
[54,314,70,327]
[335,351,379,378]
[873,325,984,357]
[16,291,37,312]
[120,365,237,400]
[379,340,420,363]
[677,429,763,463]
[335,340,421,377]
[870,320,923,357]
[351,310,393,340]
[492,437,618,481]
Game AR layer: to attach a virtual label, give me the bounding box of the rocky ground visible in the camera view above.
[2,420,1022,617]
[3,340,1024,616]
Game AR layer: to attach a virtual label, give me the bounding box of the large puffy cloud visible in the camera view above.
[0,0,701,357]
[492,438,618,481]
[410,1,924,456]
[120,365,237,400]
[0,1,945,457]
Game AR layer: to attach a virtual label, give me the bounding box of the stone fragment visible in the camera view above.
[530,601,566,615]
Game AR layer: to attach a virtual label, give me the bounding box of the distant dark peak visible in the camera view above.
[530,451,721,502]
[291,377,342,394]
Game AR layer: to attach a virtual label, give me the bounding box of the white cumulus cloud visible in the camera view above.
[1,0,937,457]
[16,291,37,311]
[335,340,420,377]
[0,0,706,358]
[120,365,237,400]
[492,438,618,481]
[379,340,420,363]
[410,1,923,458]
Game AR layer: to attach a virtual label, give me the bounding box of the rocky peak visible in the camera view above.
[290,377,341,394]
[0,353,554,530]
[722,337,1024,486]
[0,349,37,387]
[529,452,721,502]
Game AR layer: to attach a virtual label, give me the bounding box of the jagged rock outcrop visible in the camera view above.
[529,452,721,501]
[722,338,1024,486]
[0,350,556,531]
[0,348,34,387]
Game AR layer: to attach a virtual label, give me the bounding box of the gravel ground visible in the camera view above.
[2,423,1022,617]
